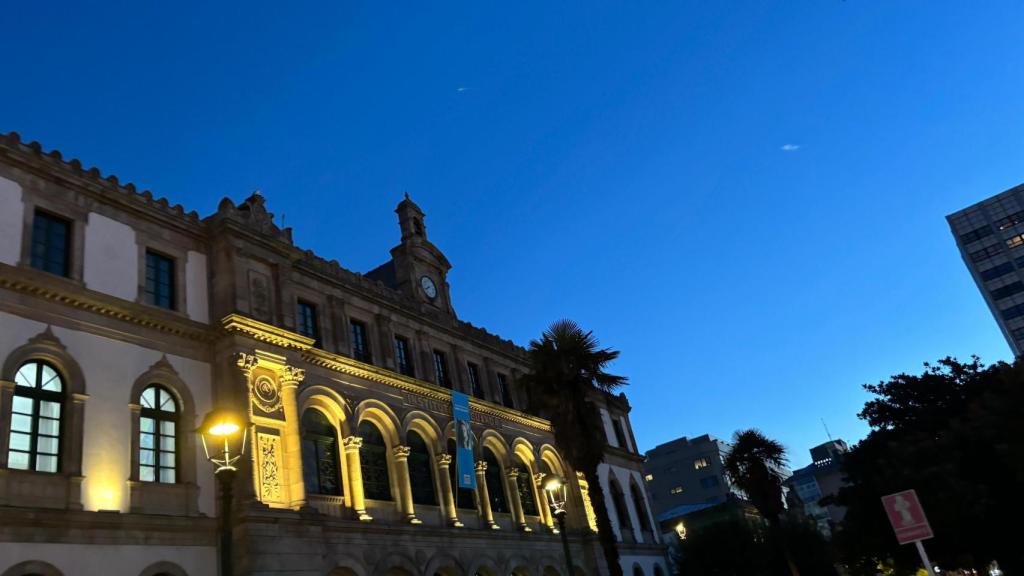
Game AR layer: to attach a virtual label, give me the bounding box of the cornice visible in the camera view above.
[221,314,315,350]
[0,263,217,343]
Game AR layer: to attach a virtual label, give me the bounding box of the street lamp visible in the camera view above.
[198,407,248,576]
[544,475,575,576]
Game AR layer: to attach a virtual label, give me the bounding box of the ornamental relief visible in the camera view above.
[257,432,282,503]
[250,375,284,417]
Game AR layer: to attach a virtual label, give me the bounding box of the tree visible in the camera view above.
[519,320,628,576]
[833,357,1024,575]
[722,429,798,576]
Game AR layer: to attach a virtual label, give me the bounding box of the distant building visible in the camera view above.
[947,185,1024,356]
[643,434,734,517]
[784,439,849,538]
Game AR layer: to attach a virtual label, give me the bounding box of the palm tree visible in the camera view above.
[723,429,799,576]
[519,320,628,576]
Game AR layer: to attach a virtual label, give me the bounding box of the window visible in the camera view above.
[407,431,437,506]
[644,473,653,482]
[30,211,71,277]
[139,385,178,483]
[483,447,509,514]
[981,261,1015,281]
[970,244,1003,263]
[694,457,710,470]
[670,486,683,495]
[1002,302,1024,321]
[991,281,1024,300]
[394,336,414,377]
[996,210,1024,230]
[1007,234,1024,249]
[144,251,176,310]
[699,476,720,489]
[433,350,450,388]
[8,361,63,472]
[357,421,392,501]
[1012,327,1024,342]
[611,480,632,529]
[630,482,651,531]
[350,320,371,363]
[447,438,476,509]
[612,418,629,450]
[515,455,539,516]
[467,363,483,398]
[296,301,319,346]
[958,225,993,244]
[496,373,514,408]
[301,409,341,496]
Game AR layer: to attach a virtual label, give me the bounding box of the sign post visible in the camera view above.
[881,489,934,574]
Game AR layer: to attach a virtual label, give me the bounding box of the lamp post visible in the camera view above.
[544,476,574,576]
[198,408,248,576]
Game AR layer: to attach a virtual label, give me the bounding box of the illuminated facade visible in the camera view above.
[0,132,666,576]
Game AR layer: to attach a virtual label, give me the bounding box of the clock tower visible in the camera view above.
[367,194,455,316]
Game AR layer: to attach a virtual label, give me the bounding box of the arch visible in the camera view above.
[465,557,500,576]
[538,444,566,478]
[2,327,85,394]
[357,419,393,501]
[483,445,509,514]
[401,410,444,455]
[628,478,652,533]
[423,552,465,576]
[479,429,511,466]
[129,356,194,418]
[443,420,479,459]
[541,566,561,576]
[609,475,632,532]
[353,399,401,448]
[371,552,419,576]
[1,560,63,576]
[299,385,351,437]
[407,428,437,505]
[130,357,198,485]
[328,553,369,576]
[653,565,665,576]
[139,561,189,576]
[301,407,343,496]
[503,555,533,576]
[631,564,644,576]
[514,451,540,517]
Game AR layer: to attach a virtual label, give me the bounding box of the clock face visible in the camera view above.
[419,275,438,299]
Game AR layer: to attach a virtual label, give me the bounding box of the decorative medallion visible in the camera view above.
[251,375,283,414]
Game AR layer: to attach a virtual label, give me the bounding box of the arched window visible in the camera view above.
[633,566,644,576]
[610,479,632,530]
[447,438,475,509]
[630,481,652,531]
[653,565,665,576]
[515,455,539,516]
[358,421,392,501]
[483,447,508,514]
[301,409,341,496]
[8,361,64,473]
[139,384,178,483]
[407,430,436,505]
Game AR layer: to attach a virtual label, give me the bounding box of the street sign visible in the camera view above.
[882,489,933,545]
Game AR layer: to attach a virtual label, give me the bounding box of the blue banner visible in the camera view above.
[452,391,476,489]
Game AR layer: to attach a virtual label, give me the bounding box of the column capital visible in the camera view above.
[474,460,488,472]
[393,445,412,459]
[506,466,521,479]
[533,472,546,486]
[436,453,453,466]
[343,436,364,452]
[236,352,259,376]
[280,365,305,388]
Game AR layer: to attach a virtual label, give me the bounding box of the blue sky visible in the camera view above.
[4,1,1021,467]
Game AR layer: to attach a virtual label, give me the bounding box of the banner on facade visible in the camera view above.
[452,391,476,489]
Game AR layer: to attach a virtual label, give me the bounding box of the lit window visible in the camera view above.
[8,361,64,473]
[350,320,371,362]
[1007,234,1024,249]
[670,486,683,495]
[139,384,178,483]
[144,250,175,310]
[644,473,654,482]
[694,457,710,470]
[996,210,1024,230]
[31,211,71,277]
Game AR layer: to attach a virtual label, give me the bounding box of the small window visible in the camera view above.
[467,363,483,398]
[1002,302,1024,321]
[1007,234,1024,249]
[139,385,178,483]
[996,210,1024,230]
[958,225,993,244]
[394,336,414,377]
[694,457,710,470]
[970,244,1003,263]
[980,261,1015,281]
[612,418,629,450]
[350,320,371,363]
[8,360,64,473]
[433,350,450,388]
[144,250,176,310]
[296,301,320,346]
[644,473,653,482]
[991,281,1024,300]
[31,211,71,277]
[1012,326,1024,342]
[496,373,514,408]
[670,486,683,495]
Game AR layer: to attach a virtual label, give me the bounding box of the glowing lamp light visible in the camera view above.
[198,407,248,474]
[674,521,687,540]
[544,475,568,516]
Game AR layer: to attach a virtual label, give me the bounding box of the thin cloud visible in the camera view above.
[456,86,468,93]
[781,144,800,152]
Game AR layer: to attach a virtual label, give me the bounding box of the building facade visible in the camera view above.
[947,184,1024,356]
[783,439,848,539]
[0,132,666,576]
[642,434,733,516]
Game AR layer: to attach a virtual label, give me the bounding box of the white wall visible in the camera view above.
[0,311,215,516]
[599,408,618,448]
[0,543,215,576]
[83,212,138,300]
[0,176,23,265]
[186,250,209,323]
[619,554,668,576]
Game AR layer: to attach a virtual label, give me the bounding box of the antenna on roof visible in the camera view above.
[821,418,834,442]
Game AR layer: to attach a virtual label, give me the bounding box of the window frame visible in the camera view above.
[406,430,437,506]
[496,372,514,408]
[433,350,451,389]
[138,384,179,484]
[467,362,483,398]
[296,299,321,347]
[300,408,343,496]
[29,210,72,278]
[350,319,371,363]
[394,335,414,377]
[7,359,65,473]
[357,420,393,501]
[143,249,177,311]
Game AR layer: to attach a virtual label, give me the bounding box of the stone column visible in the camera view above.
[68,392,88,510]
[535,472,555,531]
[392,445,420,524]
[343,437,372,521]
[506,466,531,531]
[280,366,306,509]
[0,380,14,469]
[475,460,498,529]
[435,454,463,527]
